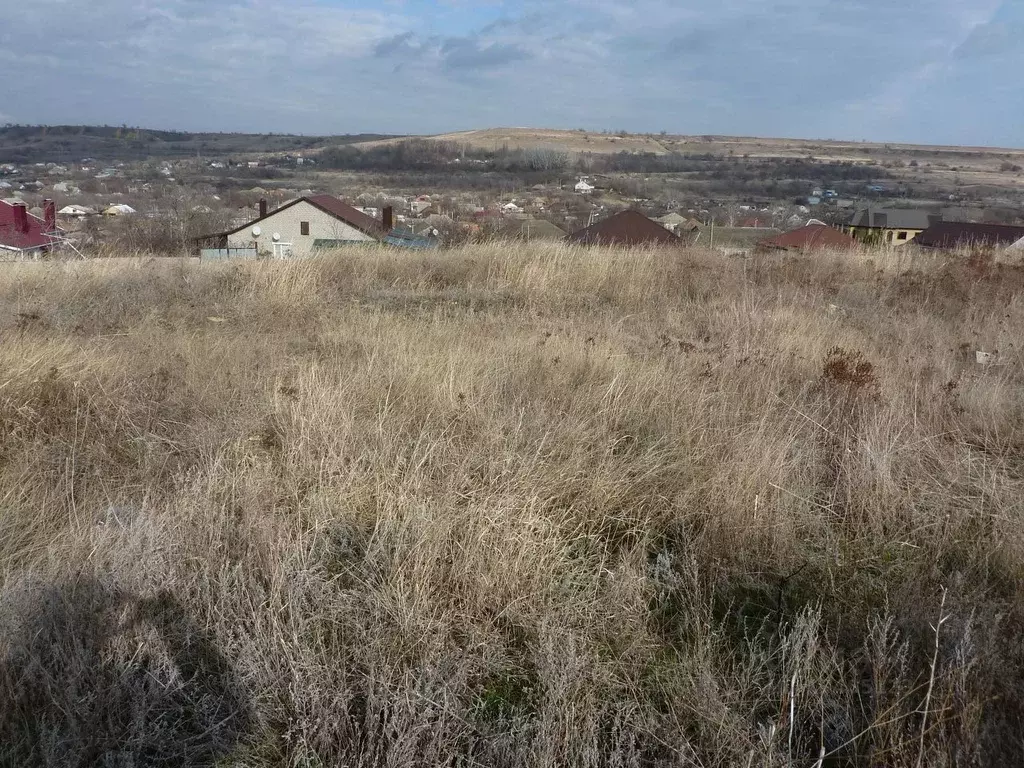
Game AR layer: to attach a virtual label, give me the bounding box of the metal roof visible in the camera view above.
[847,207,935,230]
[757,224,858,252]
[0,201,52,251]
[384,227,439,249]
[915,221,1024,250]
[565,210,681,246]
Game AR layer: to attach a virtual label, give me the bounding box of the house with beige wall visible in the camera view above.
[210,195,387,258]
[845,207,934,246]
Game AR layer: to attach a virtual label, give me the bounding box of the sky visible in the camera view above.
[1,0,1021,146]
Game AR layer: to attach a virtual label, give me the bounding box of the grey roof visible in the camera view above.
[847,207,935,230]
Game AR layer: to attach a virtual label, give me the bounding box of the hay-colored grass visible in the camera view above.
[1,242,1023,766]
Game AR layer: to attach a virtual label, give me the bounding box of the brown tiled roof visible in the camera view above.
[757,224,857,252]
[305,195,383,237]
[915,221,1024,250]
[566,210,681,246]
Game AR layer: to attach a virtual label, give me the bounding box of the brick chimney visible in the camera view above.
[382,205,394,232]
[12,203,28,233]
[43,199,56,232]
[258,198,268,218]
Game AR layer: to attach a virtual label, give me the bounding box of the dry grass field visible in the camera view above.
[2,243,1024,766]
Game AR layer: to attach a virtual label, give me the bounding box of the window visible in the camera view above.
[897,231,908,240]
[300,221,310,236]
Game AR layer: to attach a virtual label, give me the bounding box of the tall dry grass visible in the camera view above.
[1,243,1024,766]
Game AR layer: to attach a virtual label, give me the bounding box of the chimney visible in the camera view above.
[43,199,56,232]
[258,198,268,218]
[382,205,394,232]
[12,203,28,234]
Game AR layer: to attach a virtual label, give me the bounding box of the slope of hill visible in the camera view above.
[348,127,1024,164]
[351,128,675,155]
[0,125,400,164]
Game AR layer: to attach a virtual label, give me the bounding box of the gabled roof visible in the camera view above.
[0,201,52,251]
[566,210,681,246]
[915,221,1024,250]
[847,207,935,230]
[103,204,136,215]
[657,213,701,231]
[219,195,384,240]
[757,224,858,252]
[500,219,566,241]
[58,205,96,216]
[305,195,383,236]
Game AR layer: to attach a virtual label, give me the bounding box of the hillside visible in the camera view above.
[0,125,400,164]
[349,126,1024,165]
[2,244,1024,765]
[7,125,1024,170]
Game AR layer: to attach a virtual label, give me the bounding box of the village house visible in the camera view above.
[756,223,858,253]
[914,222,1024,251]
[845,207,934,245]
[410,196,433,216]
[575,178,595,195]
[57,204,95,219]
[199,195,389,258]
[0,200,59,256]
[103,204,137,216]
[657,212,701,234]
[566,210,682,246]
[499,218,567,241]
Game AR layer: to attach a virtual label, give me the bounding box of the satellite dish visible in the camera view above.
[251,226,262,237]
[272,233,281,242]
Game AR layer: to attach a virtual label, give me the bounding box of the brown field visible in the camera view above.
[353,127,1024,180]
[348,128,1024,208]
[2,243,1024,765]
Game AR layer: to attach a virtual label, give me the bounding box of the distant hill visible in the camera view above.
[348,127,1024,160]
[350,128,676,156]
[0,125,402,164]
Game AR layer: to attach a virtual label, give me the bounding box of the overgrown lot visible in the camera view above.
[1,244,1023,766]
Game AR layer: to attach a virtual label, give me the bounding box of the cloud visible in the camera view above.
[374,32,420,58]
[439,38,530,71]
[1,0,1020,144]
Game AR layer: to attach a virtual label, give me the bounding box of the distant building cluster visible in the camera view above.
[2,137,1023,259]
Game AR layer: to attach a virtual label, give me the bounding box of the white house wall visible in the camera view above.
[228,200,377,257]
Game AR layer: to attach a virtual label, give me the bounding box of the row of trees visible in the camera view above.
[317,139,892,187]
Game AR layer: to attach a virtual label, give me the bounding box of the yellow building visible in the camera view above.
[845,207,934,246]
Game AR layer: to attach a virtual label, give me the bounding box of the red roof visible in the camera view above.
[0,201,52,251]
[757,224,857,252]
[566,210,681,246]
